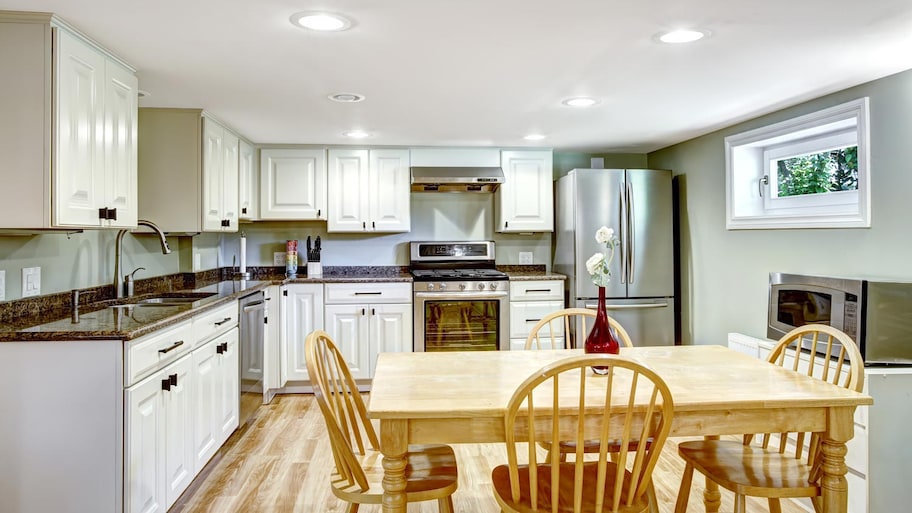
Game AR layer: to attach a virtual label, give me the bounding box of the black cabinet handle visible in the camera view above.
[354,292,382,296]
[108,208,117,220]
[161,378,171,391]
[169,373,178,386]
[214,317,232,326]
[98,207,117,220]
[216,342,225,354]
[372,221,376,229]
[98,208,107,220]
[242,207,248,214]
[371,308,375,316]
[361,308,366,315]
[317,209,321,217]
[526,318,542,323]
[157,340,184,354]
[362,221,366,229]
[525,289,551,293]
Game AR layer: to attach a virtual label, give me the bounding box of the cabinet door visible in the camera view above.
[162,355,194,508]
[201,118,224,231]
[327,149,369,232]
[260,149,326,220]
[238,139,258,220]
[191,338,219,471]
[125,368,165,513]
[216,330,239,444]
[325,304,371,380]
[55,29,105,227]
[282,284,325,383]
[369,303,413,376]
[220,130,239,232]
[104,59,138,228]
[369,149,411,232]
[497,150,554,232]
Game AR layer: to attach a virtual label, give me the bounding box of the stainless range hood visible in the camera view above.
[410,166,505,192]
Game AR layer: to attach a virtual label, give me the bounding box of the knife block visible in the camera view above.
[307,261,322,278]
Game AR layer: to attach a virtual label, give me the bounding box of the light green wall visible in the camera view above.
[648,68,912,346]
[553,152,648,178]
[0,229,181,301]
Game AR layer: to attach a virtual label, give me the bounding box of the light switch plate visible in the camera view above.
[22,266,40,297]
[0,270,5,301]
[519,252,533,265]
[273,252,285,266]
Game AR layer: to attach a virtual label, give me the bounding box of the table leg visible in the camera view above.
[820,406,854,513]
[380,419,409,513]
[701,435,721,513]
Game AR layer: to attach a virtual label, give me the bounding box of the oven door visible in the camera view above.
[414,290,509,351]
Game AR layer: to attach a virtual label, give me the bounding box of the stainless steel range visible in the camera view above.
[411,241,510,352]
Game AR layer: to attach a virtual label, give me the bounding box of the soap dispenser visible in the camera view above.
[125,267,145,297]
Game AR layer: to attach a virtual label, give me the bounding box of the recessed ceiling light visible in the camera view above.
[343,130,370,139]
[656,29,709,44]
[290,11,352,32]
[523,134,546,141]
[562,97,599,108]
[328,92,366,103]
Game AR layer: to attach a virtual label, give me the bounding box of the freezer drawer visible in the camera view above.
[576,297,674,347]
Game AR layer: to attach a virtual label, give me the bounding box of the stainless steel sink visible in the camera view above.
[136,297,205,305]
[108,292,217,307]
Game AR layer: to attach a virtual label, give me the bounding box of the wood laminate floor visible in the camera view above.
[170,394,809,513]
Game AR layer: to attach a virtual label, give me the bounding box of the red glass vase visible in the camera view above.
[585,286,619,374]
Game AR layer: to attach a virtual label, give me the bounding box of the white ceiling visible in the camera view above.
[4,0,912,152]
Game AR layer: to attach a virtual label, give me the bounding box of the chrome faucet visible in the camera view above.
[114,220,171,299]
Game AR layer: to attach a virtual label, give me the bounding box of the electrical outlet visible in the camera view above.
[273,252,285,266]
[519,252,533,265]
[0,270,5,301]
[22,266,40,297]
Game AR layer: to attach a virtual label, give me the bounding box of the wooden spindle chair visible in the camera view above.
[674,324,864,513]
[525,308,633,350]
[492,354,674,513]
[305,330,458,513]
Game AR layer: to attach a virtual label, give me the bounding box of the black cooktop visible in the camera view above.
[410,268,509,282]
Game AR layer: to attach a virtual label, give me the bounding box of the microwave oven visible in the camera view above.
[768,272,912,365]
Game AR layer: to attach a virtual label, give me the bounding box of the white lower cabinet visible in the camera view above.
[323,283,412,380]
[125,306,239,513]
[281,283,325,383]
[508,280,565,350]
[191,329,239,471]
[126,353,194,513]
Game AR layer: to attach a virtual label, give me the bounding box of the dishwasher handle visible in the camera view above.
[242,300,265,313]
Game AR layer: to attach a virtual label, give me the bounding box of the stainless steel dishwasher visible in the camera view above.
[238,290,266,427]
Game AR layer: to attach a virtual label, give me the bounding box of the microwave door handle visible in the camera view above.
[627,180,635,284]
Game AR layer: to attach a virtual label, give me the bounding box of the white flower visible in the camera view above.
[588,225,620,288]
[585,252,604,275]
[595,226,615,245]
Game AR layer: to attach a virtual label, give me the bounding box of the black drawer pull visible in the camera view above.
[354,292,382,296]
[169,373,178,386]
[526,318,542,323]
[525,289,551,293]
[157,340,184,354]
[214,317,232,326]
[216,342,229,354]
[161,378,171,391]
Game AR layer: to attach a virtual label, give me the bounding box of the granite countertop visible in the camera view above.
[0,265,562,342]
[0,280,272,342]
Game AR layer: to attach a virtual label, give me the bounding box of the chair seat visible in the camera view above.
[332,443,458,504]
[677,440,818,498]
[492,462,650,513]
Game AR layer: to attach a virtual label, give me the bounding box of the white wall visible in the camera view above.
[648,68,912,346]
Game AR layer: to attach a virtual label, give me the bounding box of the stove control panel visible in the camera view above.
[414,281,510,293]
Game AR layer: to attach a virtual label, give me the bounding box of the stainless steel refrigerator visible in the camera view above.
[554,168,675,346]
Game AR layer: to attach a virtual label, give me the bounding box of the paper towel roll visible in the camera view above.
[239,234,247,274]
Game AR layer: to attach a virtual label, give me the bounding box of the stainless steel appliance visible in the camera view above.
[769,272,912,365]
[238,290,266,426]
[411,241,510,351]
[410,166,505,192]
[554,169,675,346]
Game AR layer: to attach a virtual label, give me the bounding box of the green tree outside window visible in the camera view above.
[775,146,858,197]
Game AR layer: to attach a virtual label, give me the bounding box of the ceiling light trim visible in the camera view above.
[343,130,371,139]
[290,11,353,32]
[328,92,366,103]
[655,28,711,44]
[562,97,600,108]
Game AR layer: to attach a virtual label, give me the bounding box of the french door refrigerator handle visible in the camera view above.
[627,180,635,284]
[583,301,668,310]
[619,181,627,285]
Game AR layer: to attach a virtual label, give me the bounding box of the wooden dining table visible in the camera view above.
[368,345,873,513]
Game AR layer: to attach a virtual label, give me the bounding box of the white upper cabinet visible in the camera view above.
[327,148,410,232]
[201,118,239,232]
[496,150,554,232]
[259,149,327,220]
[0,13,138,229]
[238,139,258,220]
[138,109,242,233]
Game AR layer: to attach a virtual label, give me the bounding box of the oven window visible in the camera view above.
[776,289,832,327]
[424,299,499,351]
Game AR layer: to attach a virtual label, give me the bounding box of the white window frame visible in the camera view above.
[725,98,870,229]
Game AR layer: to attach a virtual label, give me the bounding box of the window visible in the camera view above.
[725,98,870,229]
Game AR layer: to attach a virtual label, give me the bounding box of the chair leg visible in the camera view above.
[734,494,746,513]
[647,480,659,513]
[346,503,360,513]
[438,495,454,513]
[674,462,694,513]
[768,497,782,513]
